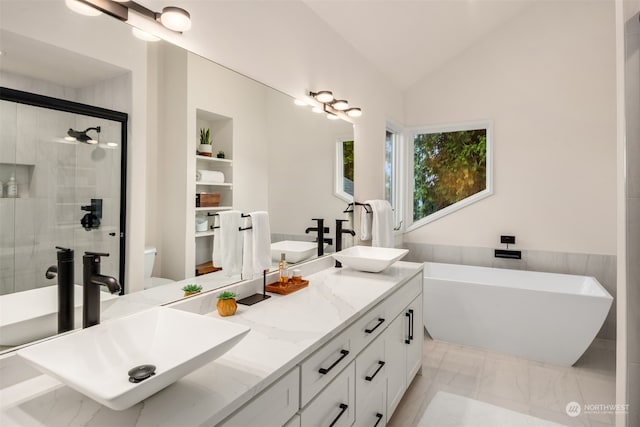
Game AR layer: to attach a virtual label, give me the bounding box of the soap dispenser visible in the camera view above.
[279,253,289,284]
[7,173,17,198]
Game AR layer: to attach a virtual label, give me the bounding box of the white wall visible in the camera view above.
[403,0,617,255]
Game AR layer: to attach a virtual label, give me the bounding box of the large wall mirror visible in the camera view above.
[0,1,354,353]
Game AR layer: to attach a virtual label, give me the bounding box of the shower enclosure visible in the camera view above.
[0,88,127,299]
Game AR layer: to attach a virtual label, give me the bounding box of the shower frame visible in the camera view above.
[0,87,128,294]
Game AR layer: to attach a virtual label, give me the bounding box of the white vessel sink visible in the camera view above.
[0,285,118,346]
[332,246,409,273]
[17,306,250,410]
[271,240,326,263]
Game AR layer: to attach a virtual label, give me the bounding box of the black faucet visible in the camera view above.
[334,220,356,268]
[305,218,333,257]
[83,251,120,328]
[45,246,75,334]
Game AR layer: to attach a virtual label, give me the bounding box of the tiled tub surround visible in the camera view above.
[403,242,617,341]
[0,257,423,426]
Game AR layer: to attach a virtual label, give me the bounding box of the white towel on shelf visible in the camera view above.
[196,170,225,183]
[213,210,243,277]
[360,203,373,241]
[365,200,394,248]
[242,211,271,280]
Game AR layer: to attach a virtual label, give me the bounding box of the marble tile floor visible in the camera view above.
[388,331,616,427]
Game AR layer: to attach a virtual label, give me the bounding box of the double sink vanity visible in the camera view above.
[1,250,423,427]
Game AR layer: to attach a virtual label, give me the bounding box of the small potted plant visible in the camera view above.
[217,291,237,317]
[199,128,212,157]
[182,284,202,297]
[216,150,225,159]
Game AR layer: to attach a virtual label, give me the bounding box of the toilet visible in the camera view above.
[144,246,175,289]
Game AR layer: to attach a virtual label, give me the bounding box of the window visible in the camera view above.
[385,126,403,231]
[409,121,492,228]
[335,138,354,202]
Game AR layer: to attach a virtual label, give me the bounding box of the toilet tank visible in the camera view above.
[144,246,157,279]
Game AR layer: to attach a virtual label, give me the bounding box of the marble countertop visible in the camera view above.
[0,260,423,427]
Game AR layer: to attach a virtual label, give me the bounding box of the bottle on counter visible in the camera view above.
[7,173,17,198]
[279,253,289,284]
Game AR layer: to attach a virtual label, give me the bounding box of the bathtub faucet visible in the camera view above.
[83,251,120,328]
[334,219,356,268]
[305,218,332,257]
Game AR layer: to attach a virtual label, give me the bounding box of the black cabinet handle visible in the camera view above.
[364,318,385,334]
[409,309,414,341]
[365,361,385,381]
[405,311,411,344]
[319,349,349,375]
[328,403,349,427]
[373,413,384,427]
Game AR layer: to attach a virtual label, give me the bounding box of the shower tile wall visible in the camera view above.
[403,242,617,341]
[0,72,127,295]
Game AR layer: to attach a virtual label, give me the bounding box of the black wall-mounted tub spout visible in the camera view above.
[46,246,75,334]
[334,219,356,268]
[83,251,120,328]
[305,218,333,257]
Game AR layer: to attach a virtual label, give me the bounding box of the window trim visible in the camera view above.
[334,136,354,203]
[405,120,493,232]
[385,121,405,233]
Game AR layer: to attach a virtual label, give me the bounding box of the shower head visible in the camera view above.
[66,126,101,144]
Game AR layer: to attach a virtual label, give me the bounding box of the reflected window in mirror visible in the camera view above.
[335,138,354,202]
[385,126,403,231]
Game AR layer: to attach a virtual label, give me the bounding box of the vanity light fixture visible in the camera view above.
[66,0,192,35]
[307,90,362,122]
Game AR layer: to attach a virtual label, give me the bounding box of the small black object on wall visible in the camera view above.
[495,235,522,259]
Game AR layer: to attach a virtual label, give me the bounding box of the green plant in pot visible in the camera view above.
[182,284,202,297]
[216,150,225,159]
[199,128,212,156]
[217,291,237,316]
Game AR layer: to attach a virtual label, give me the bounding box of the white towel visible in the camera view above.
[196,170,225,183]
[242,211,271,279]
[360,203,373,241]
[213,210,243,277]
[365,200,394,248]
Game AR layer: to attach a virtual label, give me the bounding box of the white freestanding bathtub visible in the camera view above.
[423,262,613,366]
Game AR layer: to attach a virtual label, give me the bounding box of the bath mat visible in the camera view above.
[418,391,568,427]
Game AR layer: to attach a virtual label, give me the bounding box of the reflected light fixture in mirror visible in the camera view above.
[306,90,362,122]
[66,0,192,35]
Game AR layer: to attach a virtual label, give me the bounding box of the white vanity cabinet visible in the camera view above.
[355,331,388,427]
[299,361,356,427]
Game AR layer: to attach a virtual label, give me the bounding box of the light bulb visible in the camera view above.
[332,100,349,110]
[160,7,191,32]
[65,0,101,16]
[64,136,77,142]
[346,108,362,118]
[314,91,334,103]
[106,142,119,147]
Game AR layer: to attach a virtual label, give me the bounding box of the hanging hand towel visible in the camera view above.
[216,210,243,277]
[242,211,271,280]
[365,199,394,248]
[360,204,373,241]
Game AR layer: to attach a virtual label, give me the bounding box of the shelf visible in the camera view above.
[195,182,232,187]
[195,155,232,165]
[195,206,232,212]
[195,231,215,238]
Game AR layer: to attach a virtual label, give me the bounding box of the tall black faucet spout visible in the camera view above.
[83,252,120,328]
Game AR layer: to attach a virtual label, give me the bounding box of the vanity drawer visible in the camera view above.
[354,381,386,427]
[300,361,355,427]
[300,328,355,406]
[355,331,387,399]
[350,301,388,355]
[219,367,300,427]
